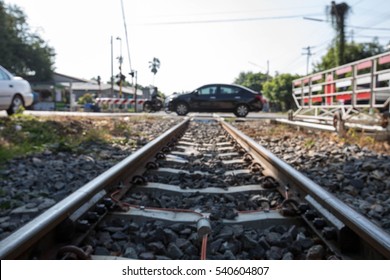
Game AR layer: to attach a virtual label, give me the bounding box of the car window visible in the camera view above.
[198,86,217,96]
[220,86,240,95]
[0,68,11,80]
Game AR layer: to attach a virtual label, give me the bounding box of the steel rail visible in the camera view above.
[220,119,390,259]
[0,118,189,260]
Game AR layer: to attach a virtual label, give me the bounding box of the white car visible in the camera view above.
[0,65,33,115]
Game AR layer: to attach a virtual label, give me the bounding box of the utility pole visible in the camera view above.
[97,75,101,98]
[116,37,123,98]
[130,70,137,112]
[248,60,269,77]
[302,46,315,75]
[110,36,114,97]
[350,30,354,42]
[266,60,269,81]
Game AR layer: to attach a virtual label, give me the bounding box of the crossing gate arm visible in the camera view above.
[291,51,390,129]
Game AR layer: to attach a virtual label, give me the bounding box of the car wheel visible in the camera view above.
[175,102,189,116]
[154,99,163,111]
[7,95,24,115]
[234,104,249,117]
[143,101,152,112]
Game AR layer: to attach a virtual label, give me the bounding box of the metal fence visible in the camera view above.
[292,51,390,129]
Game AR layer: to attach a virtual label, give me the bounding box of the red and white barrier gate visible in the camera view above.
[291,51,390,132]
[95,98,146,111]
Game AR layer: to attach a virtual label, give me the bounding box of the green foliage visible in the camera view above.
[77,93,95,105]
[313,40,385,72]
[0,115,60,162]
[0,115,113,163]
[233,71,300,112]
[82,128,110,144]
[234,71,269,92]
[113,120,132,137]
[262,73,300,111]
[304,138,315,149]
[0,0,55,81]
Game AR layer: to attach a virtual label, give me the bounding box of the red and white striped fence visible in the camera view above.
[95,98,145,106]
[95,97,146,112]
[94,98,146,112]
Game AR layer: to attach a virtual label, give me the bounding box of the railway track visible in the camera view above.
[1,117,389,260]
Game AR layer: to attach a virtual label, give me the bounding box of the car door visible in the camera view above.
[190,85,218,111]
[217,85,241,110]
[0,67,14,110]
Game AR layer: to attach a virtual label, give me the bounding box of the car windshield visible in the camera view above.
[0,68,11,80]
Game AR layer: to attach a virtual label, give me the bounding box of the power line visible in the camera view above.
[348,24,390,31]
[142,13,323,25]
[120,0,133,72]
[303,17,390,31]
[350,0,367,7]
[279,52,306,74]
[139,5,326,22]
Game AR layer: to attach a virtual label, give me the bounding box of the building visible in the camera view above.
[29,72,142,111]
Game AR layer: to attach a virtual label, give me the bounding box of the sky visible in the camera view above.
[5,0,390,95]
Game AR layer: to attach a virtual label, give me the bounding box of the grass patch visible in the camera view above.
[304,138,316,149]
[0,114,168,164]
[0,114,59,162]
[0,114,114,163]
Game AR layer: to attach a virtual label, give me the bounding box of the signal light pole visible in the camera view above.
[130,71,138,112]
[116,37,123,98]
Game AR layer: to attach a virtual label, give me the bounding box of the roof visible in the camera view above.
[60,82,142,95]
[52,72,91,83]
[194,83,259,94]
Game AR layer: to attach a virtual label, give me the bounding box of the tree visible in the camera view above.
[234,71,269,92]
[262,73,300,111]
[77,93,94,105]
[0,1,55,81]
[327,1,351,66]
[313,40,385,71]
[234,71,298,112]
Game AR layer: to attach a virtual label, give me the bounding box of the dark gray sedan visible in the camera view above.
[166,84,265,117]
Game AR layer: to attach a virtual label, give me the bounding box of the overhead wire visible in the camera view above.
[140,13,323,26]
[347,0,390,41]
[348,25,390,31]
[298,0,390,72]
[120,0,133,73]
[136,3,326,22]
